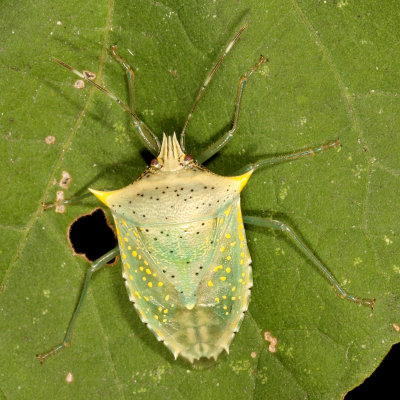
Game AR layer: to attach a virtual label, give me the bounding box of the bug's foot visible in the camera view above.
[36,353,47,364]
[42,202,56,210]
[36,342,67,363]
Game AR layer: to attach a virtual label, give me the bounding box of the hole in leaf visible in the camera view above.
[68,207,117,264]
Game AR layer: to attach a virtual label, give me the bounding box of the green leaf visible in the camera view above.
[1,1,399,399]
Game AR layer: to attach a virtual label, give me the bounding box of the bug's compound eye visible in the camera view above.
[151,158,162,168]
[183,154,194,164]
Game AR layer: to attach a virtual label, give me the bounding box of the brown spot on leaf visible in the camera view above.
[65,372,73,383]
[55,191,65,213]
[83,70,96,80]
[59,171,72,189]
[264,331,278,353]
[74,80,85,89]
[45,135,56,144]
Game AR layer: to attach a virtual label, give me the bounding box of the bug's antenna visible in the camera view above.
[180,24,248,151]
[53,58,160,155]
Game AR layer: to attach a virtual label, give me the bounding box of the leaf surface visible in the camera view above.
[1,1,400,399]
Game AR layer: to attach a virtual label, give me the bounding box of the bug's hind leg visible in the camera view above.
[243,216,375,308]
[232,139,341,175]
[197,55,267,164]
[36,247,120,363]
[110,46,161,154]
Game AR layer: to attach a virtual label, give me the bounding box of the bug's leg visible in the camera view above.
[110,46,161,154]
[243,216,375,308]
[36,246,120,363]
[197,55,268,164]
[180,24,248,151]
[53,58,160,155]
[42,191,94,210]
[232,139,341,175]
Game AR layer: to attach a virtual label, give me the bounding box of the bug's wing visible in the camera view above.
[114,218,185,356]
[113,200,252,362]
[193,200,253,357]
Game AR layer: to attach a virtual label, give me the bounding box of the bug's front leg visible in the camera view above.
[243,216,375,308]
[42,191,94,210]
[197,55,268,164]
[42,188,118,211]
[233,139,341,176]
[110,45,161,154]
[36,246,120,363]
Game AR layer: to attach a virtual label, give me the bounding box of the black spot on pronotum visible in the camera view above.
[68,208,117,264]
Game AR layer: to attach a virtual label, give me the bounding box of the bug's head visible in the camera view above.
[150,133,195,172]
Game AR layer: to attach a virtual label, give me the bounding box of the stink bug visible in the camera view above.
[37,25,374,363]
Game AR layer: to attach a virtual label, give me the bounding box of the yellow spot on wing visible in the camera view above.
[220,276,226,281]
[132,251,137,257]
[158,282,163,287]
[208,280,213,287]
[148,282,153,287]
